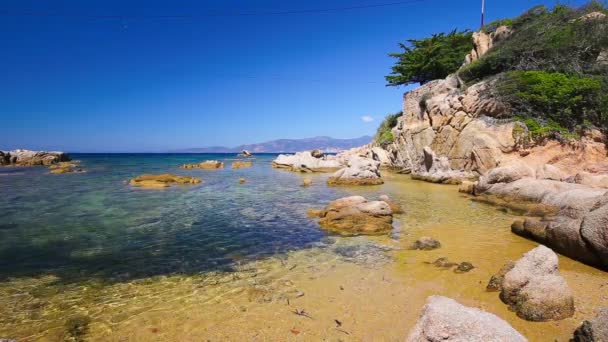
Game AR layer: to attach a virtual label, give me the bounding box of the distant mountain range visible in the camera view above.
[171,136,372,153]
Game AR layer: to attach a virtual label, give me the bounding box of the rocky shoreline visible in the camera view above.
[0,149,70,166]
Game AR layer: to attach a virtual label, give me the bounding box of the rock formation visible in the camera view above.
[410,237,441,250]
[327,156,383,186]
[129,174,202,188]
[491,246,575,321]
[272,151,342,172]
[0,149,70,166]
[49,162,85,174]
[181,160,224,169]
[572,307,608,342]
[407,296,527,342]
[308,196,393,236]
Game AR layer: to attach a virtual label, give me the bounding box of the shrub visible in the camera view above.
[386,30,473,86]
[498,71,606,131]
[374,112,402,146]
[459,2,608,84]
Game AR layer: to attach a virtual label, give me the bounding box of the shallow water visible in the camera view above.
[0,154,606,341]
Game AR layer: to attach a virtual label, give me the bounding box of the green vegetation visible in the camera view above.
[374,112,402,146]
[459,1,608,138]
[459,2,608,84]
[384,1,608,140]
[497,71,607,131]
[386,30,473,86]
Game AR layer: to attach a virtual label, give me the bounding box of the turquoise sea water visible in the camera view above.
[0,153,354,285]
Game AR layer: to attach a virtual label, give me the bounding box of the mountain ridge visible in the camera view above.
[170,136,372,153]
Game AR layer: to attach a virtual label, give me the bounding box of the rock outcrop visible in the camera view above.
[572,307,608,342]
[308,196,393,236]
[492,246,575,321]
[464,26,513,65]
[407,296,527,342]
[129,174,202,188]
[272,151,342,172]
[49,162,85,174]
[327,156,383,186]
[181,160,224,169]
[0,149,70,166]
[473,161,608,269]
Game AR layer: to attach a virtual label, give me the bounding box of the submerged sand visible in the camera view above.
[1,172,606,341]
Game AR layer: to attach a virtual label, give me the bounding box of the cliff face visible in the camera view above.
[347,25,608,184]
[383,75,521,182]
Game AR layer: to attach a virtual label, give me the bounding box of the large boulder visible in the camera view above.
[308,196,393,236]
[496,246,575,321]
[407,296,527,342]
[0,149,70,166]
[572,307,608,342]
[129,174,202,188]
[327,156,384,186]
[272,151,342,172]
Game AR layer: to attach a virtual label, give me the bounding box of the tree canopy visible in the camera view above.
[385,29,473,87]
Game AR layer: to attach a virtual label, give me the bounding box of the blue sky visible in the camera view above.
[0,0,588,152]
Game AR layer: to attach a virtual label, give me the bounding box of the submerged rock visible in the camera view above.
[454,262,475,273]
[272,151,341,172]
[327,156,384,186]
[0,149,70,166]
[129,174,202,188]
[429,257,458,269]
[378,195,404,214]
[486,260,515,292]
[301,178,312,187]
[49,162,85,174]
[309,196,393,236]
[458,180,477,194]
[572,307,608,342]
[181,160,224,169]
[496,246,574,321]
[407,296,527,342]
[410,237,441,250]
[231,161,253,169]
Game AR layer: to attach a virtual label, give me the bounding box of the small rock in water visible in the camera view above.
[486,261,515,292]
[454,262,475,273]
[429,257,458,269]
[378,194,404,214]
[239,178,247,184]
[64,314,91,341]
[301,178,313,187]
[411,237,441,250]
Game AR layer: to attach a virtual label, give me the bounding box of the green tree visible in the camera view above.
[386,29,473,86]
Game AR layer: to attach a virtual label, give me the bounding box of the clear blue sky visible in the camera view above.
[0,0,587,152]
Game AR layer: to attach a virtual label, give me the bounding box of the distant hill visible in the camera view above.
[171,136,372,153]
